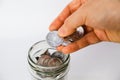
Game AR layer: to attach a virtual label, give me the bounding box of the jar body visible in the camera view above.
[28,40,70,80]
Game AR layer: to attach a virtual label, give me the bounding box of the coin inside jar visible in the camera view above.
[37,55,51,66]
[47,57,63,67]
[37,49,64,67]
[51,51,65,61]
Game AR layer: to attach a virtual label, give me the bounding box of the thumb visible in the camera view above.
[58,6,87,37]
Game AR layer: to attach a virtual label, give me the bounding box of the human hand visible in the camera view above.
[49,0,120,54]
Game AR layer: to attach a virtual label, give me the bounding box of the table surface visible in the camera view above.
[0,0,120,80]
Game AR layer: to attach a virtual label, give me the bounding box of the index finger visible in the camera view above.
[49,0,82,31]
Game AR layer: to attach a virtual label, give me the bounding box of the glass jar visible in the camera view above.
[28,40,70,80]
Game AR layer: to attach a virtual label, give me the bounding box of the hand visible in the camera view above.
[49,0,120,54]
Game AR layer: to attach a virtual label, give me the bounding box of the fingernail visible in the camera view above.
[49,26,52,31]
[49,26,56,31]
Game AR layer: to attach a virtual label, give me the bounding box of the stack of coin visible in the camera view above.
[46,26,84,47]
[36,49,64,67]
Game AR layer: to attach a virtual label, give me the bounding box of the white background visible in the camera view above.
[0,0,120,80]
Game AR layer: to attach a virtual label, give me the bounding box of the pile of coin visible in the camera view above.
[36,49,65,67]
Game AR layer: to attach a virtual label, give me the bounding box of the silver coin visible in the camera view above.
[64,26,84,42]
[62,40,71,46]
[51,51,64,61]
[46,27,84,47]
[46,31,64,47]
[37,50,64,67]
[47,57,63,67]
[37,55,51,66]
[77,26,84,37]
[43,58,51,66]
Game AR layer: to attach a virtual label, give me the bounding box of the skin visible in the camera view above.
[49,0,120,54]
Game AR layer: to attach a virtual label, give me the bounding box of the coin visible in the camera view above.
[62,40,71,46]
[37,55,51,66]
[42,57,51,66]
[37,49,64,67]
[46,27,84,47]
[46,31,64,47]
[63,26,84,42]
[77,26,84,37]
[51,51,64,61]
[47,57,63,67]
